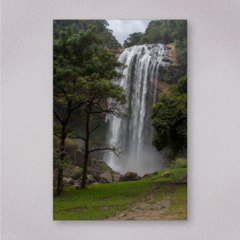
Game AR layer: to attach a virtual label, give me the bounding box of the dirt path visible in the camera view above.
[104,182,185,220]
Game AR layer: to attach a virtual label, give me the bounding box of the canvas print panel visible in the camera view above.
[53,20,187,220]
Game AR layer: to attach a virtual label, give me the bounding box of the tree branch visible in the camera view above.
[53,133,61,138]
[89,123,100,134]
[53,111,63,123]
[68,133,86,141]
[70,101,85,113]
[89,147,120,157]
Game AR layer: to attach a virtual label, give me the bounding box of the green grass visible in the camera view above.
[163,185,187,220]
[153,185,171,201]
[53,168,187,220]
[53,181,151,220]
[141,168,187,182]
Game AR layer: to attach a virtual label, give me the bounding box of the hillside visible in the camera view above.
[53,168,187,220]
[53,20,122,49]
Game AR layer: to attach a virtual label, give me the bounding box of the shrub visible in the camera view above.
[99,163,108,171]
[170,158,187,169]
[65,167,83,179]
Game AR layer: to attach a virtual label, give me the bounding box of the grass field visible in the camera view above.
[53,168,187,220]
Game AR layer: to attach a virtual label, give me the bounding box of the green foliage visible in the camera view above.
[123,20,187,69]
[123,32,143,48]
[53,136,80,165]
[65,167,83,179]
[170,158,187,169]
[53,147,73,171]
[99,163,108,171]
[124,20,187,46]
[53,20,122,49]
[53,24,126,193]
[150,75,187,161]
[53,25,127,137]
[173,75,187,94]
[53,24,104,129]
[54,26,128,189]
[175,39,187,66]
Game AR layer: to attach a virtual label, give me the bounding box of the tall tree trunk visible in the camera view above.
[81,152,89,189]
[57,169,63,195]
[57,128,66,195]
[81,111,90,189]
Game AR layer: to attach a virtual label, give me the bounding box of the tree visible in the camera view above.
[150,75,187,161]
[53,25,103,194]
[54,26,127,192]
[122,20,187,72]
[123,32,143,48]
[53,20,122,49]
[68,46,128,189]
[53,146,72,186]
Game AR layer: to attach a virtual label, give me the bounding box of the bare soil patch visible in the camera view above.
[104,182,186,220]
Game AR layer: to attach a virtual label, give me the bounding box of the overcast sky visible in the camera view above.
[107,20,151,46]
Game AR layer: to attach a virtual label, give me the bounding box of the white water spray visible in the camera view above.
[105,44,169,176]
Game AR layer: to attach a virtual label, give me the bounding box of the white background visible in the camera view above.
[1,0,240,239]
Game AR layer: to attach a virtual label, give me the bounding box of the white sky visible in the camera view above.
[107,20,151,46]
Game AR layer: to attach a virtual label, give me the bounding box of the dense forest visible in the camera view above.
[53,20,122,49]
[53,20,187,68]
[123,20,187,67]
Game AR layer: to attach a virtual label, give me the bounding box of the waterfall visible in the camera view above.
[104,44,169,176]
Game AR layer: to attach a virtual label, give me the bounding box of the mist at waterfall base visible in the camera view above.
[104,44,169,177]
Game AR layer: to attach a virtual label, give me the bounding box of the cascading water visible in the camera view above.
[105,44,169,176]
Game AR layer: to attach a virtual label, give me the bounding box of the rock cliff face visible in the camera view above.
[112,44,179,96]
[155,43,179,95]
[109,48,124,58]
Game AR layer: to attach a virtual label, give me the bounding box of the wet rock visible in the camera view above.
[142,173,151,179]
[63,177,74,186]
[100,178,108,184]
[119,175,126,182]
[86,175,97,184]
[92,171,101,182]
[100,170,121,183]
[87,174,97,182]
[100,171,112,183]
[125,172,141,181]
[74,179,82,186]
